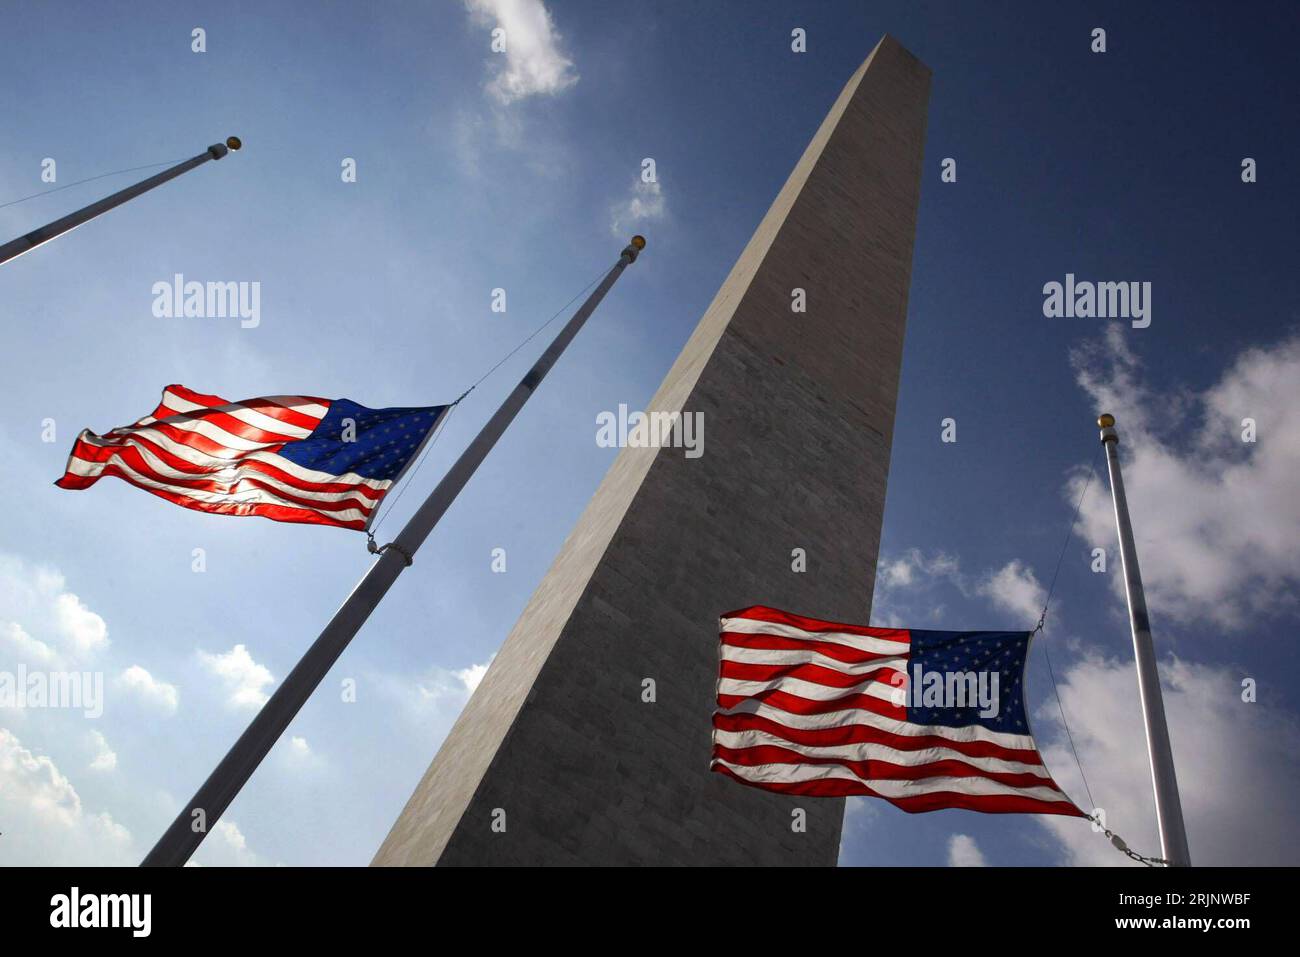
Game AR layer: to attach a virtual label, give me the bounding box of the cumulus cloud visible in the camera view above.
[609,179,666,237]
[878,549,960,590]
[116,664,179,714]
[870,549,962,626]
[53,592,109,659]
[465,0,578,104]
[197,644,275,711]
[1037,655,1300,865]
[375,656,496,727]
[415,656,495,705]
[87,729,117,771]
[189,819,276,867]
[1070,327,1300,629]
[0,727,134,864]
[976,560,1047,626]
[872,549,1045,631]
[1,621,58,666]
[455,661,490,694]
[947,834,988,867]
[280,734,324,771]
[0,553,109,665]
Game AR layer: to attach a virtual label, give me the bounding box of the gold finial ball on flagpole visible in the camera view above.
[226,136,243,151]
[630,235,646,250]
[1098,413,1115,428]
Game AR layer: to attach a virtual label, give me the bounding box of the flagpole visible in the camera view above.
[141,236,646,867]
[0,136,242,266]
[1097,413,1191,867]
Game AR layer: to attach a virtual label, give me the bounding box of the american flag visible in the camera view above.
[55,384,448,531]
[711,605,1084,816]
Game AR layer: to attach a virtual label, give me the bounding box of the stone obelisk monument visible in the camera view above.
[374,34,930,866]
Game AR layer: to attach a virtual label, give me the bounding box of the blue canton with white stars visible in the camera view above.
[276,399,448,481]
[905,630,1033,734]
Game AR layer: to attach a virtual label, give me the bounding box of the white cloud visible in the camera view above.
[878,549,961,590]
[189,819,276,867]
[54,592,109,658]
[610,179,666,237]
[0,553,109,665]
[376,656,496,727]
[282,734,324,770]
[946,833,987,866]
[1,621,58,666]
[416,656,495,705]
[872,549,1046,630]
[116,664,179,714]
[870,549,964,626]
[88,729,117,771]
[976,560,1047,626]
[1071,327,1300,629]
[197,644,274,711]
[466,0,578,104]
[455,661,490,694]
[0,727,134,864]
[1037,655,1300,865]
[863,540,1300,866]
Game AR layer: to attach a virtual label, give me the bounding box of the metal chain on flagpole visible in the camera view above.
[1083,812,1169,867]
[1030,445,1170,866]
[364,264,610,542]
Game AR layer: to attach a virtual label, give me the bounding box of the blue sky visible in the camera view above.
[2,1,1298,867]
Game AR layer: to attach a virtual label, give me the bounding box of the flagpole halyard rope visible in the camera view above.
[1034,444,1102,634]
[364,264,609,544]
[0,158,191,211]
[1030,445,1169,866]
[366,401,460,546]
[1032,445,1100,803]
[457,266,608,401]
[1043,643,1096,811]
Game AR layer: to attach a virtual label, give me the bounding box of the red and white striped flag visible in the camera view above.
[712,605,1084,816]
[55,385,448,530]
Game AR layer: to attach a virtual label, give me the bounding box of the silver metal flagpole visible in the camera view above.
[141,236,646,866]
[0,136,242,266]
[1097,413,1191,867]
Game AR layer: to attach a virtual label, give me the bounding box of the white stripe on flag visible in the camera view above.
[710,758,1073,804]
[716,698,1040,751]
[720,616,910,655]
[718,674,902,704]
[712,728,1052,778]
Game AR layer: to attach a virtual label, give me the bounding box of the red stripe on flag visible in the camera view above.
[712,743,1055,789]
[720,659,904,689]
[723,605,911,643]
[717,688,906,721]
[56,462,368,530]
[62,443,378,516]
[165,384,327,432]
[68,430,383,502]
[711,604,1085,818]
